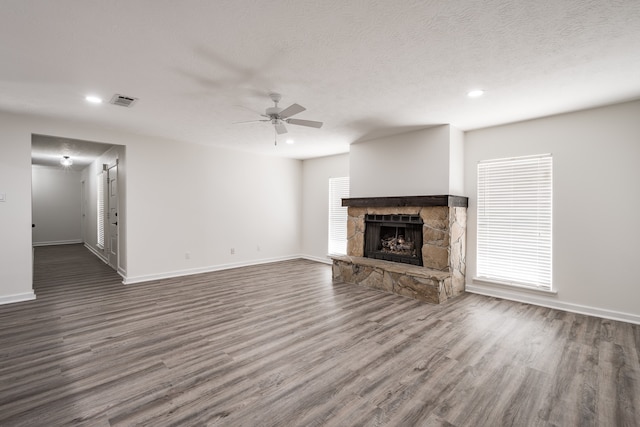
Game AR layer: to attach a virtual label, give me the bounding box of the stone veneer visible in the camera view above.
[331,196,467,304]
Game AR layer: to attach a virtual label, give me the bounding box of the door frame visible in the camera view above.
[106,160,119,271]
[81,179,86,243]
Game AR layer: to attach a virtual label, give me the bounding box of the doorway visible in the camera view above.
[31,134,126,276]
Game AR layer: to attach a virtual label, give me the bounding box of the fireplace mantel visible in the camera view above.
[342,195,468,208]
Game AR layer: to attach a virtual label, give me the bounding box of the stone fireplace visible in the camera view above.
[331,195,468,304]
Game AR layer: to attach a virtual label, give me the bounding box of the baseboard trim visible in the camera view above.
[33,239,83,247]
[0,291,36,305]
[123,255,310,285]
[466,284,640,325]
[84,243,108,264]
[300,254,333,265]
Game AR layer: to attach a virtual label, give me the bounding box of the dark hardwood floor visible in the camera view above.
[0,244,638,426]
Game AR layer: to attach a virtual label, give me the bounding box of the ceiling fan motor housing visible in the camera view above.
[265,106,282,117]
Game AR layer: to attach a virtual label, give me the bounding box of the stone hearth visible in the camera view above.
[331,195,467,304]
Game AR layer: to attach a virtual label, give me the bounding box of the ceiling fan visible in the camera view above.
[235,93,323,138]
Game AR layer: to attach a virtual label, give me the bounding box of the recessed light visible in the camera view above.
[286,139,295,145]
[467,89,485,98]
[85,95,103,104]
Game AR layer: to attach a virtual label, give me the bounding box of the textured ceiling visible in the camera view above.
[2,0,640,160]
[31,134,114,171]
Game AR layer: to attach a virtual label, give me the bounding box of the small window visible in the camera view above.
[477,154,552,289]
[328,177,349,255]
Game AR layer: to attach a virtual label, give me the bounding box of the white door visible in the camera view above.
[107,163,118,270]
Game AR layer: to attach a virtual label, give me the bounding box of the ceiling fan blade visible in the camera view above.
[286,118,323,128]
[279,103,306,119]
[233,119,270,124]
[274,122,288,134]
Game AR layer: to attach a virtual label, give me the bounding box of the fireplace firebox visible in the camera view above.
[364,214,423,266]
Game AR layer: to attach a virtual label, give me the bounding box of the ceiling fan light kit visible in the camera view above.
[60,156,73,167]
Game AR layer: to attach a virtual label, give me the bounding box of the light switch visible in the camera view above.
[0,193,5,202]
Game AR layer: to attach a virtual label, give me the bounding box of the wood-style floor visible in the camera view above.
[0,245,638,426]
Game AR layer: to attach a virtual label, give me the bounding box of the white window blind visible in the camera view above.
[477,154,552,289]
[97,171,105,248]
[328,177,350,255]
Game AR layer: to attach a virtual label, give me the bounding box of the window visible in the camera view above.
[328,177,350,255]
[97,171,105,248]
[477,154,552,289]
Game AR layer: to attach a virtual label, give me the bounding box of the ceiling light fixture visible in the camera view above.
[286,139,295,145]
[467,89,485,98]
[85,95,103,104]
[60,156,73,167]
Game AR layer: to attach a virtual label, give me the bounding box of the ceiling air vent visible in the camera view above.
[110,94,138,108]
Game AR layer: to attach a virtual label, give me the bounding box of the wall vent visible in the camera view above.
[110,94,138,107]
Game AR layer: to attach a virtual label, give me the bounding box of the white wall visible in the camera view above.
[32,166,82,246]
[465,100,640,322]
[0,111,302,301]
[125,137,302,282]
[350,126,452,197]
[0,114,34,304]
[301,153,350,262]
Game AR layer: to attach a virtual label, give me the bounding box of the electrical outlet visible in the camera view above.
[230,248,235,255]
[185,252,191,260]
[257,245,260,252]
